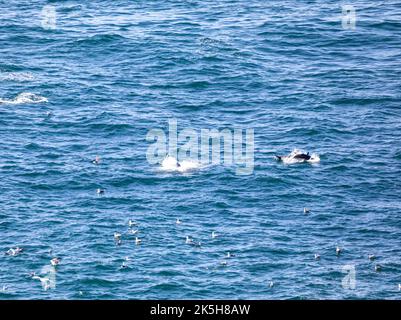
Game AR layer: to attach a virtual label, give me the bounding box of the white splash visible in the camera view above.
[280,149,320,164]
[307,153,320,164]
[160,156,201,173]
[0,92,48,105]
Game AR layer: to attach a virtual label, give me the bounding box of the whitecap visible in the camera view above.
[0,92,48,105]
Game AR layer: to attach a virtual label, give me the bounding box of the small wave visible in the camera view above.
[73,33,126,46]
[0,72,35,82]
[160,156,201,173]
[0,92,48,105]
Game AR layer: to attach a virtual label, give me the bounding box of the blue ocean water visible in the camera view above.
[1,0,401,300]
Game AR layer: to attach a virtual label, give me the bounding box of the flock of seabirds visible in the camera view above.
[2,147,401,295]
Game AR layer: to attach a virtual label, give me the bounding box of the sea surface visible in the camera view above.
[1,0,401,300]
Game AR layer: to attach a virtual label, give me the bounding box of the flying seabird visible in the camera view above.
[31,275,52,291]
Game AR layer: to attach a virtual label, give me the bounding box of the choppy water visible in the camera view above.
[1,0,401,300]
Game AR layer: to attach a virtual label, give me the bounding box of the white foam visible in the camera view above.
[160,156,201,173]
[281,149,320,164]
[307,153,320,164]
[0,92,48,105]
[0,72,35,82]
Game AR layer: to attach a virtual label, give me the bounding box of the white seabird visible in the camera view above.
[127,229,138,235]
[5,247,23,256]
[336,246,342,256]
[50,257,61,266]
[128,220,137,227]
[211,231,218,239]
[32,275,52,291]
[304,208,311,214]
[135,237,142,245]
[185,236,193,244]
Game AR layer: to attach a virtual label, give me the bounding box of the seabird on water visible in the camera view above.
[127,229,138,235]
[114,232,122,245]
[128,220,137,227]
[50,258,61,266]
[5,247,23,256]
[92,155,101,165]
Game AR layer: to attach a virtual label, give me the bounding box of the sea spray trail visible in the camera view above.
[1,0,401,299]
[0,92,48,105]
